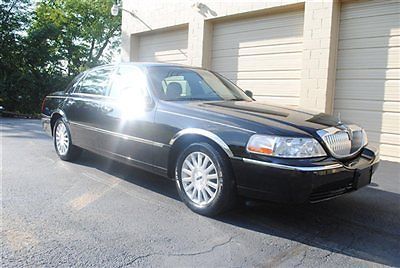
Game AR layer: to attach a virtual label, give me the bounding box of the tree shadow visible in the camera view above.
[72,149,400,266]
[195,3,217,18]
[1,118,50,140]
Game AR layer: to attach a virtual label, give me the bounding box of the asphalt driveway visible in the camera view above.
[1,118,400,267]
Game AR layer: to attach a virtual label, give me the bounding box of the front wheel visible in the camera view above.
[175,142,236,216]
[53,118,81,161]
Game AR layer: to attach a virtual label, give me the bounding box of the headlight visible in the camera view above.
[246,134,326,158]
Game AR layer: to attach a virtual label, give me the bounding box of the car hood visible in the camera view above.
[178,100,347,137]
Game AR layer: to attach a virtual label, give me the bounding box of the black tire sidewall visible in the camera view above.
[175,143,235,216]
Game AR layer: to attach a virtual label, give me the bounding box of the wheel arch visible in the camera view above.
[167,128,234,179]
[50,110,68,136]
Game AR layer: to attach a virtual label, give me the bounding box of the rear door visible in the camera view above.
[63,66,114,151]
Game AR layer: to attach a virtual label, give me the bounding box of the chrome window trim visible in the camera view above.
[169,128,234,157]
[242,158,344,171]
[46,95,68,99]
[69,121,168,148]
[72,66,115,96]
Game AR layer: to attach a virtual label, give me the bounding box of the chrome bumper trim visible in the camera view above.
[242,158,344,171]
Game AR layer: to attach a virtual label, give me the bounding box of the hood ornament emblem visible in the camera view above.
[336,112,353,140]
[337,112,342,125]
[337,124,353,141]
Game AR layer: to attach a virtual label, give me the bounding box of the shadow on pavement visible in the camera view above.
[74,150,400,267]
[4,118,399,266]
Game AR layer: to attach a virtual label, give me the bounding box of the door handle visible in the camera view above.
[101,105,113,113]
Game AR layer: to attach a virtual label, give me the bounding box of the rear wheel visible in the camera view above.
[53,118,81,161]
[175,142,236,216]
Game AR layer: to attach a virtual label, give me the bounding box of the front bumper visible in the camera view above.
[232,146,379,203]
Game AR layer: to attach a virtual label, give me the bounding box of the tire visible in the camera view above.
[175,142,236,216]
[53,118,81,161]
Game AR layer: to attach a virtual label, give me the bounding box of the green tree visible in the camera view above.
[32,0,121,75]
[0,0,121,114]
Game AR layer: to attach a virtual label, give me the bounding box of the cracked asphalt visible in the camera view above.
[1,118,400,267]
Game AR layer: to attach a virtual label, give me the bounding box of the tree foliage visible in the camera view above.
[0,0,121,114]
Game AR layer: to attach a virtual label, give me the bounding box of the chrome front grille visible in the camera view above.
[317,125,367,159]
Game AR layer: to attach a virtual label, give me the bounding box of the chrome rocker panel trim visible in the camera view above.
[69,121,168,148]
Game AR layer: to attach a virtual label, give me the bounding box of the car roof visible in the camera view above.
[118,61,202,69]
[85,62,205,75]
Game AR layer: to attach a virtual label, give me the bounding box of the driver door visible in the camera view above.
[97,65,159,169]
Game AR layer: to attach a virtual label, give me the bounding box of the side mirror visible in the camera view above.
[245,90,253,98]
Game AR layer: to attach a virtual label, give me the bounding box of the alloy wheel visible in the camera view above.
[55,122,69,155]
[181,151,220,206]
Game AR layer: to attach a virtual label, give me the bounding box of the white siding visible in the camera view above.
[334,0,400,161]
[138,28,188,64]
[211,10,304,106]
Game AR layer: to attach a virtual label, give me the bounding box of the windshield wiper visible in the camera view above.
[165,97,213,101]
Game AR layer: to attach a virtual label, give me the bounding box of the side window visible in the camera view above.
[75,68,113,96]
[65,73,84,93]
[161,76,191,97]
[108,66,148,99]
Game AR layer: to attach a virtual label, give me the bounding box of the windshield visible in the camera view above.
[147,66,252,101]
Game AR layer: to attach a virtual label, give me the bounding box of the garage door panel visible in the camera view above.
[236,80,300,95]
[213,37,302,52]
[214,11,303,36]
[255,96,299,106]
[380,144,400,159]
[343,0,399,10]
[211,9,303,106]
[338,35,400,50]
[139,53,188,63]
[339,14,400,39]
[341,1,400,20]
[139,48,187,58]
[367,132,400,146]
[212,43,302,58]
[336,110,400,135]
[138,28,188,64]
[213,28,303,50]
[212,54,302,72]
[139,29,187,45]
[335,79,400,101]
[335,1,400,160]
[337,47,400,69]
[336,69,400,80]
[334,99,400,112]
[219,70,301,81]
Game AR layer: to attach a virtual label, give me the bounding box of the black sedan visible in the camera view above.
[41,63,379,216]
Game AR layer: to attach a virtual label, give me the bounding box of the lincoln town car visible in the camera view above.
[41,63,380,216]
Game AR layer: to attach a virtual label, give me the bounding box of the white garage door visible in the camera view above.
[138,28,188,64]
[334,0,400,161]
[211,9,304,106]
